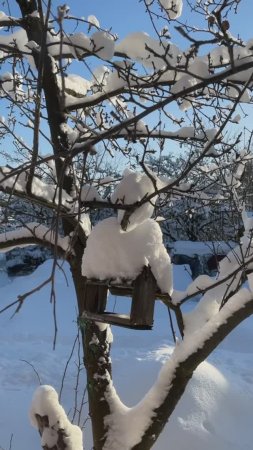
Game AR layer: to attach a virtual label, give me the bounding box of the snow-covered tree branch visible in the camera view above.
[0,222,72,257]
[30,385,83,450]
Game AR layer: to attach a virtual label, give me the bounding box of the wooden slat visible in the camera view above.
[109,286,133,297]
[84,283,108,313]
[130,266,157,328]
[85,278,172,303]
[81,311,152,330]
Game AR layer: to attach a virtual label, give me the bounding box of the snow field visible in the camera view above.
[0,261,252,449]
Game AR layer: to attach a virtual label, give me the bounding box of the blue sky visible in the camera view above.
[7,0,253,44]
[66,0,253,43]
[1,0,253,164]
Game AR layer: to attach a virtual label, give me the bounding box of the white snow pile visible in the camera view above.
[82,169,172,294]
[30,385,83,450]
[116,31,182,71]
[159,0,183,20]
[57,73,91,98]
[82,217,172,293]
[87,15,100,28]
[80,212,92,236]
[0,222,71,253]
[62,30,115,60]
[0,166,73,208]
[0,260,253,449]
[80,184,102,202]
[111,168,158,231]
[151,341,253,450]
[0,25,115,63]
[103,282,253,450]
[0,71,24,99]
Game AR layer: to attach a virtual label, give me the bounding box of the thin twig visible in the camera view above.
[59,332,79,401]
[20,359,42,385]
[0,276,52,316]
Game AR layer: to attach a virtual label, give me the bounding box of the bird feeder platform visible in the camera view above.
[80,266,158,330]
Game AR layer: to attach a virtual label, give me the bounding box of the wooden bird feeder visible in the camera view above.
[81,266,158,330]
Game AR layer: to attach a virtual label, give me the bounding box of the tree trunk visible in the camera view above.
[16,2,113,447]
[71,260,112,449]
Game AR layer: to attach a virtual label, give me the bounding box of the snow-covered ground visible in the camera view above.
[0,260,252,449]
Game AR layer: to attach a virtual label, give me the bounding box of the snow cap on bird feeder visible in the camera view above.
[81,169,172,329]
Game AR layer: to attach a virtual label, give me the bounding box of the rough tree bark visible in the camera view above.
[35,413,67,450]
[16,1,112,447]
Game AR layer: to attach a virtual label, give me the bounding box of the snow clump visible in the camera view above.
[82,169,172,294]
[30,385,83,450]
[111,168,158,231]
[159,0,183,19]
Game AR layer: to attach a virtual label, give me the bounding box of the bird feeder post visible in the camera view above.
[83,282,108,314]
[130,266,157,329]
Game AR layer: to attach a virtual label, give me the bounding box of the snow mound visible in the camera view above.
[82,217,172,294]
[111,168,158,231]
[153,345,253,450]
[0,263,253,449]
